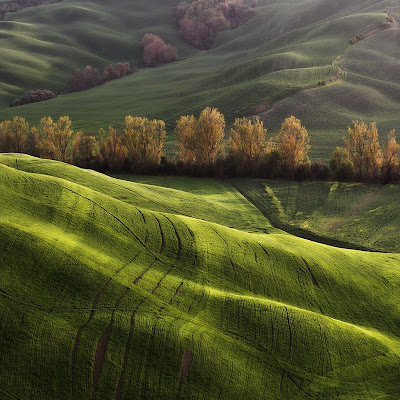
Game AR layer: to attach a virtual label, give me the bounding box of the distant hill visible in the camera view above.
[0,0,400,159]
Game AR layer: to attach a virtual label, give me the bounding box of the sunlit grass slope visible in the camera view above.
[1,154,400,399]
[0,0,393,153]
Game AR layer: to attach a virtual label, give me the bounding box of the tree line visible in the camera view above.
[0,109,399,183]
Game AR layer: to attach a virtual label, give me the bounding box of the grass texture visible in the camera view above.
[0,153,399,399]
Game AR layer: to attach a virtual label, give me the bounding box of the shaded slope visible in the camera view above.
[233,178,400,253]
[262,3,400,160]
[0,156,400,399]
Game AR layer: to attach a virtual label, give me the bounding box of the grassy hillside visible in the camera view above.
[0,0,398,160]
[1,154,400,399]
[262,3,400,160]
[233,179,400,253]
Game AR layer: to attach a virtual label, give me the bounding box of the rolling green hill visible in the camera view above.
[1,154,400,399]
[1,0,400,159]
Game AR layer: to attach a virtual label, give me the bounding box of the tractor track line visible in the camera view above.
[163,214,182,259]
[71,253,139,399]
[115,301,145,400]
[169,282,184,305]
[154,215,166,253]
[92,287,131,399]
[57,183,179,267]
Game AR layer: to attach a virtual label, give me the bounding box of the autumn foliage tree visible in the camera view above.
[72,132,100,168]
[330,147,354,181]
[140,34,178,66]
[175,115,197,164]
[276,116,310,176]
[381,131,400,182]
[100,126,127,172]
[228,116,268,174]
[176,107,226,168]
[344,121,382,180]
[65,65,101,93]
[32,117,56,159]
[123,116,166,171]
[103,62,132,81]
[31,116,73,162]
[174,0,254,50]
[53,116,74,162]
[0,117,29,153]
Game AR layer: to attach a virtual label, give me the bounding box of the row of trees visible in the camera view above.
[174,0,255,50]
[64,33,178,94]
[12,33,176,105]
[10,89,57,107]
[331,122,400,183]
[65,63,134,93]
[1,109,399,183]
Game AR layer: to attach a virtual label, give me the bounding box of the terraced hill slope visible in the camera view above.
[0,0,400,159]
[1,154,400,399]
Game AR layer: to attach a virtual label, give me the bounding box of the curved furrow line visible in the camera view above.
[162,214,182,260]
[71,252,140,399]
[169,282,184,306]
[0,387,21,400]
[115,301,145,400]
[57,183,179,267]
[152,265,175,295]
[92,286,132,400]
[154,215,166,254]
[212,227,237,274]
[301,257,319,287]
[286,373,316,399]
[133,260,156,285]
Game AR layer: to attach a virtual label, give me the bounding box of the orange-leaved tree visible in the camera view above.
[123,116,166,170]
[382,130,400,182]
[276,116,310,175]
[175,115,197,164]
[72,132,99,167]
[176,107,226,167]
[54,116,73,162]
[32,116,74,161]
[228,116,268,163]
[32,117,56,159]
[100,126,127,172]
[344,121,382,180]
[0,117,29,153]
[0,120,12,152]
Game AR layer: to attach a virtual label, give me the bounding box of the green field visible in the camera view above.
[1,153,400,399]
[1,0,400,159]
[233,179,400,253]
